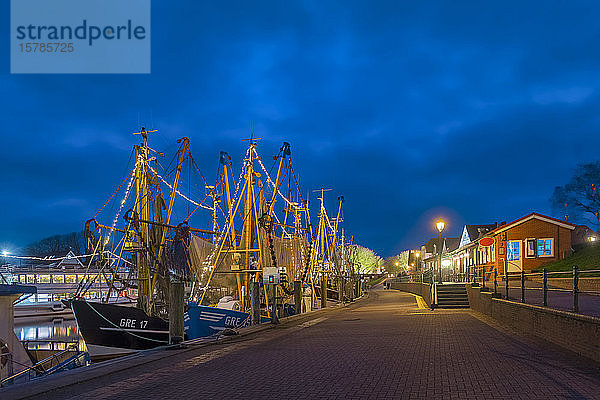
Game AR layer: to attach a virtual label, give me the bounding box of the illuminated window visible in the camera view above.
[52,275,64,283]
[77,274,86,283]
[507,241,520,261]
[38,275,51,284]
[26,275,35,284]
[37,293,51,302]
[525,239,537,258]
[538,238,554,257]
[22,294,36,304]
[19,274,26,283]
[65,275,76,283]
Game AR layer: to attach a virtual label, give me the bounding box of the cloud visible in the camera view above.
[2,0,600,256]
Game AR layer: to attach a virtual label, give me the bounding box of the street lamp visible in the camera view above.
[436,220,445,283]
[415,251,421,270]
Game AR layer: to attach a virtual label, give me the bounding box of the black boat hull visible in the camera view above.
[70,300,170,362]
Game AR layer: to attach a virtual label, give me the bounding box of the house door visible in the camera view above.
[506,240,522,272]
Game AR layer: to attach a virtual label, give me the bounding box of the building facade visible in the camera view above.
[483,213,576,275]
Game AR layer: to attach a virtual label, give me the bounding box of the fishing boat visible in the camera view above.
[69,129,348,361]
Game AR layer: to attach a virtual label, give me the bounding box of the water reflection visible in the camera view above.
[13,317,85,351]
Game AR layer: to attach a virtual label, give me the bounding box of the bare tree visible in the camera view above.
[24,232,85,258]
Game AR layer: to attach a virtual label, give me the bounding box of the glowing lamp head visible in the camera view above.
[436,220,445,233]
[589,236,597,242]
[415,251,420,258]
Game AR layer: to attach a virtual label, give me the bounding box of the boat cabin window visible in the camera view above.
[37,293,51,302]
[38,275,51,284]
[65,274,77,283]
[19,274,26,283]
[26,274,35,284]
[52,274,64,283]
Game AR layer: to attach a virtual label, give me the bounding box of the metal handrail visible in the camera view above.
[0,343,79,387]
[406,264,599,316]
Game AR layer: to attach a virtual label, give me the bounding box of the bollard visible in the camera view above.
[321,272,327,309]
[505,270,509,300]
[293,280,302,315]
[494,269,498,295]
[169,279,184,345]
[271,284,279,324]
[252,281,261,324]
[543,268,548,307]
[573,265,579,313]
[520,269,525,303]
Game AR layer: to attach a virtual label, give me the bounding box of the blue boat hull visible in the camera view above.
[185,303,252,338]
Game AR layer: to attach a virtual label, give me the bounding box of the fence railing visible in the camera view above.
[391,266,600,316]
[471,265,600,314]
[393,269,434,284]
[0,341,85,387]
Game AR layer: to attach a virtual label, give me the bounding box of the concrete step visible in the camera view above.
[437,291,467,296]
[437,295,468,301]
[437,299,469,304]
[437,304,470,309]
[436,284,469,308]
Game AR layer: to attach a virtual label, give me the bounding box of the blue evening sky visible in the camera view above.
[1,1,599,257]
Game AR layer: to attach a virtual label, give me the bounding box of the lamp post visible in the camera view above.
[436,220,445,284]
[415,251,421,271]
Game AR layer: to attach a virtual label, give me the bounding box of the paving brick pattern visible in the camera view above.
[11,290,600,399]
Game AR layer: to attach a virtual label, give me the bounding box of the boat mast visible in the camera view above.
[133,127,153,313]
[241,141,256,310]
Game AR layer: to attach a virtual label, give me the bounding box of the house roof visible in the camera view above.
[489,212,576,236]
[422,237,460,253]
[56,250,85,269]
[422,238,440,253]
[465,224,497,241]
[445,238,460,252]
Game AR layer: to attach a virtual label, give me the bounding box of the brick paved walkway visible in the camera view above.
[5,289,600,399]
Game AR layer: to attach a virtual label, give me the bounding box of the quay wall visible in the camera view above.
[389,282,432,306]
[466,283,600,363]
